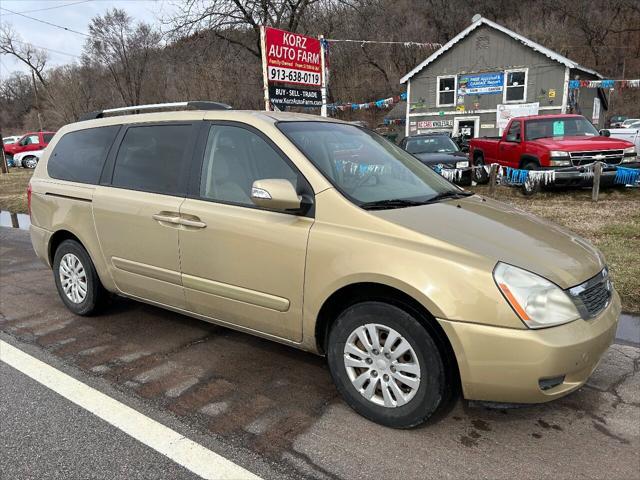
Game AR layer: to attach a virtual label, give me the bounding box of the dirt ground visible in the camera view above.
[1,169,638,312]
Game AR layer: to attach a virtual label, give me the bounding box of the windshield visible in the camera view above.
[405,135,459,154]
[525,117,599,140]
[278,122,462,207]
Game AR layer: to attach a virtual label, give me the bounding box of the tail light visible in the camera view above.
[27,183,32,217]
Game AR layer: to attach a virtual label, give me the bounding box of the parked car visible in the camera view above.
[601,127,640,150]
[2,135,22,145]
[469,114,638,186]
[624,120,640,130]
[3,131,55,163]
[621,118,640,128]
[14,149,45,169]
[399,133,471,185]
[608,115,627,128]
[30,102,620,428]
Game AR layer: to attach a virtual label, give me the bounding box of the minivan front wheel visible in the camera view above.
[327,301,446,428]
[53,239,106,315]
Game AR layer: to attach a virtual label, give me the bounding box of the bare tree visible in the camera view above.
[0,24,48,87]
[84,9,161,106]
[166,0,323,58]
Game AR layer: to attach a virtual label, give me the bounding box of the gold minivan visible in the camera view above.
[29,102,620,428]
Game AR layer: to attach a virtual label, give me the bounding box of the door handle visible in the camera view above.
[152,213,182,225]
[179,218,207,229]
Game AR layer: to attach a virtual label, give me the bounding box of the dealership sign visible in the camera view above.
[264,27,322,86]
[458,72,503,95]
[268,86,322,107]
[496,102,539,131]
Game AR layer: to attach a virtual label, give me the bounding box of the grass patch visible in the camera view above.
[0,168,32,214]
[469,184,640,314]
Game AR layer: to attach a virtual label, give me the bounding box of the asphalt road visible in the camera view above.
[1,226,639,479]
[1,361,200,480]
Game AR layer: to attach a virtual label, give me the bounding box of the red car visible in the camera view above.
[469,114,638,186]
[4,131,56,163]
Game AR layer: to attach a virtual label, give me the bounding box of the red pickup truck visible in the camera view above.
[469,114,638,186]
[3,131,56,163]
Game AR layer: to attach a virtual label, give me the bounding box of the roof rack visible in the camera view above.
[78,101,232,121]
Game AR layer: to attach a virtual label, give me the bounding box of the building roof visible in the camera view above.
[400,16,602,84]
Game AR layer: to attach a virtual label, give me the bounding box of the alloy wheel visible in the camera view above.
[59,253,88,304]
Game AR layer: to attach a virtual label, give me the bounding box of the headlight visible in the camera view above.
[493,262,581,328]
[549,151,571,166]
[622,146,637,163]
[456,160,469,168]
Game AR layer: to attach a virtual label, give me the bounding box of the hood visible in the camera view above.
[371,195,603,288]
[413,151,467,166]
[531,135,634,150]
[4,143,20,154]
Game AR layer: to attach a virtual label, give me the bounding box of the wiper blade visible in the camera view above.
[425,190,474,203]
[359,198,426,210]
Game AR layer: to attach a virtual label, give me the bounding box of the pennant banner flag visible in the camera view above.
[569,79,640,89]
[329,92,407,111]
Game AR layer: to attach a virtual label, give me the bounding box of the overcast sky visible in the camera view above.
[0,0,178,79]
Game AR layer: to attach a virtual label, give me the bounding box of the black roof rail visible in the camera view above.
[78,101,233,121]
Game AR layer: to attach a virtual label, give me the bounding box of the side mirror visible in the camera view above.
[251,179,302,211]
[600,129,610,137]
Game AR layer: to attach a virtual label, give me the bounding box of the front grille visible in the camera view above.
[569,150,624,166]
[568,268,612,319]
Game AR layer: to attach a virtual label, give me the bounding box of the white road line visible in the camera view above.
[0,340,262,480]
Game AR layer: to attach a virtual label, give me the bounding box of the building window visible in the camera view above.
[504,69,527,103]
[437,76,456,107]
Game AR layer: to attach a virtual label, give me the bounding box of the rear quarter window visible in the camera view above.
[48,126,119,184]
[111,124,192,196]
[43,133,55,143]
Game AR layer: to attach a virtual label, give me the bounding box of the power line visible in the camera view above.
[1,0,93,16]
[0,6,90,37]
[9,39,81,58]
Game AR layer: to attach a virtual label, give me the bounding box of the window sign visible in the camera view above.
[552,121,565,136]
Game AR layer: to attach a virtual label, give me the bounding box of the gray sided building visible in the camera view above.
[401,16,607,139]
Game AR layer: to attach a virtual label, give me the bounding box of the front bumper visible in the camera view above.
[438,289,621,403]
[545,162,639,187]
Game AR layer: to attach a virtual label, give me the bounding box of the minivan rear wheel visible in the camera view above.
[327,301,446,428]
[53,239,106,315]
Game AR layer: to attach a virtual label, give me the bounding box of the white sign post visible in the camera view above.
[260,26,270,111]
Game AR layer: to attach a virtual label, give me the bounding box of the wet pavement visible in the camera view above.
[0,211,30,230]
[1,226,639,479]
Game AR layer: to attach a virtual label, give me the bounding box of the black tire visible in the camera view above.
[53,239,107,315]
[472,153,489,184]
[23,156,38,169]
[327,301,447,428]
[520,159,540,196]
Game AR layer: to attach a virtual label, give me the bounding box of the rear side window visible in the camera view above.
[48,126,119,184]
[111,124,192,196]
[43,133,54,143]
